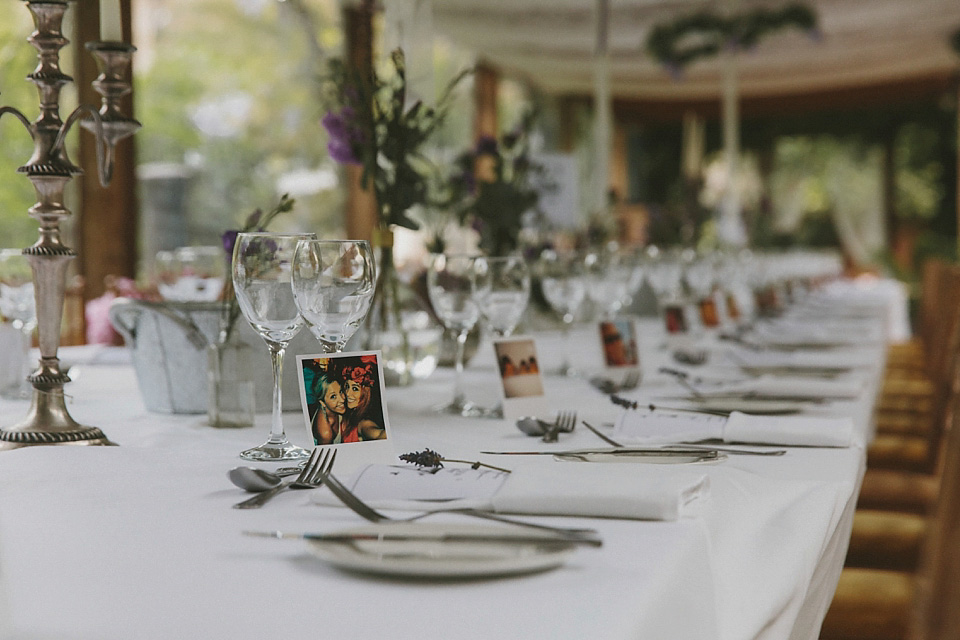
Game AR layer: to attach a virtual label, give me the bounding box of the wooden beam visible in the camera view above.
[343,2,378,241]
[474,61,499,140]
[75,0,138,301]
[611,73,956,125]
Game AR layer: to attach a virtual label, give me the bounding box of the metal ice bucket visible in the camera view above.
[108,299,315,414]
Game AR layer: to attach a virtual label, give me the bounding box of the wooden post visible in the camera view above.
[75,0,138,301]
[343,1,378,241]
[557,95,579,153]
[882,127,898,254]
[473,61,499,141]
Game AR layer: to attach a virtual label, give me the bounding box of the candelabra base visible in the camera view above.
[0,388,115,450]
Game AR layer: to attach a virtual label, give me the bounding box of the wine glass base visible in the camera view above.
[435,399,487,418]
[476,403,504,419]
[240,439,311,462]
[554,364,580,377]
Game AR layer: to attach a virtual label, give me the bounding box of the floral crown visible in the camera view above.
[343,362,376,388]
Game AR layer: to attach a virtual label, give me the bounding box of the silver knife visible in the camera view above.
[245,530,602,548]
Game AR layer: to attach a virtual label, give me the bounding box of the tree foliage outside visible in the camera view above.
[0,6,79,250]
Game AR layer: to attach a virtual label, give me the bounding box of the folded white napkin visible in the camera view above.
[490,463,709,521]
[728,348,877,369]
[723,411,855,448]
[312,463,709,521]
[692,375,864,400]
[614,409,726,444]
[614,408,856,448]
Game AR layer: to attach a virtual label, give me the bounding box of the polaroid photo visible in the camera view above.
[598,319,640,369]
[492,336,548,421]
[296,350,396,473]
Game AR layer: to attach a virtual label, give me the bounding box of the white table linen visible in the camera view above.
[0,292,888,640]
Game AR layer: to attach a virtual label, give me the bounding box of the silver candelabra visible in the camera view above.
[0,0,139,450]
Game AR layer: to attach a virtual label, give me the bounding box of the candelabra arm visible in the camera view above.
[57,104,112,187]
[0,106,32,133]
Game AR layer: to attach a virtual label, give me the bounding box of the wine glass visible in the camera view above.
[291,239,376,353]
[473,256,530,338]
[156,246,225,302]
[426,254,484,416]
[0,249,36,399]
[472,256,531,418]
[584,245,631,320]
[232,232,316,462]
[537,250,586,376]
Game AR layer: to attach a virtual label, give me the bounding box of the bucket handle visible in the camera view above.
[108,298,210,351]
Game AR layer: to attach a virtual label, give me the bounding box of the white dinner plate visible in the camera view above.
[305,523,576,578]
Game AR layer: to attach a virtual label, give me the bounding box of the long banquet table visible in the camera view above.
[0,288,893,640]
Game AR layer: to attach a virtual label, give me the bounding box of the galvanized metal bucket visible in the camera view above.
[108,299,315,414]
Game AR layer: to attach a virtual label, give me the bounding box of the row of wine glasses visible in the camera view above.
[231,233,375,462]
[426,255,530,417]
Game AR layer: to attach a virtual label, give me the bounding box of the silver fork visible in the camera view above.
[541,410,577,443]
[233,448,333,509]
[314,461,602,545]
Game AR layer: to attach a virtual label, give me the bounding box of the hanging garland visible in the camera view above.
[646,3,818,73]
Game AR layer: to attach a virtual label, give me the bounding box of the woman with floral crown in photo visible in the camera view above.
[341,355,386,442]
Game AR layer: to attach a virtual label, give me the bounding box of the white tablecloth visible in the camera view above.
[0,302,885,640]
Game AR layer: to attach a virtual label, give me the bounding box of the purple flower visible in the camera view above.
[475,136,499,156]
[222,230,240,257]
[243,208,263,229]
[322,107,363,166]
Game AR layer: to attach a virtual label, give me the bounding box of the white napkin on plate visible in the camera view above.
[614,409,857,448]
[312,463,709,521]
[490,463,709,521]
[723,411,855,448]
[694,375,864,399]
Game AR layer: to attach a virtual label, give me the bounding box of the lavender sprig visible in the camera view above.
[399,448,510,474]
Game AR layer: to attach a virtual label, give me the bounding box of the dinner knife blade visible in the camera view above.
[244,530,602,548]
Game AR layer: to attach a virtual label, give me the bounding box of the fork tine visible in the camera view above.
[297,448,323,483]
[307,449,336,485]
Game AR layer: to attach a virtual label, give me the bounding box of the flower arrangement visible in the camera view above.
[443,109,545,256]
[320,49,469,231]
[217,194,295,343]
[646,3,818,75]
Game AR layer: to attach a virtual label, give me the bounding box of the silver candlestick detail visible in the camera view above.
[0,1,140,450]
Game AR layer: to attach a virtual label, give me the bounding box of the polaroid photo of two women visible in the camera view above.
[296,350,396,472]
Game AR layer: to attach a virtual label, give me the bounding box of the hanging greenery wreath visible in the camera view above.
[646,3,818,73]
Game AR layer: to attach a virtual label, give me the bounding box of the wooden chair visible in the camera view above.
[820,264,960,639]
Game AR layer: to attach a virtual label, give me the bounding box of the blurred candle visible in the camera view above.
[100,0,122,42]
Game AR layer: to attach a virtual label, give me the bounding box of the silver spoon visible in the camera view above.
[229,467,284,492]
[516,416,546,436]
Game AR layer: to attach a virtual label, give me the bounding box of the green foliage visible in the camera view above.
[0,7,54,249]
[646,3,818,71]
[135,0,343,245]
[320,49,470,231]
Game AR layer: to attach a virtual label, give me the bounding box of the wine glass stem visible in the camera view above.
[268,343,286,443]
[560,316,573,372]
[452,329,468,407]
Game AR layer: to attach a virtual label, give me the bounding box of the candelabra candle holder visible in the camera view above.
[0,1,139,450]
